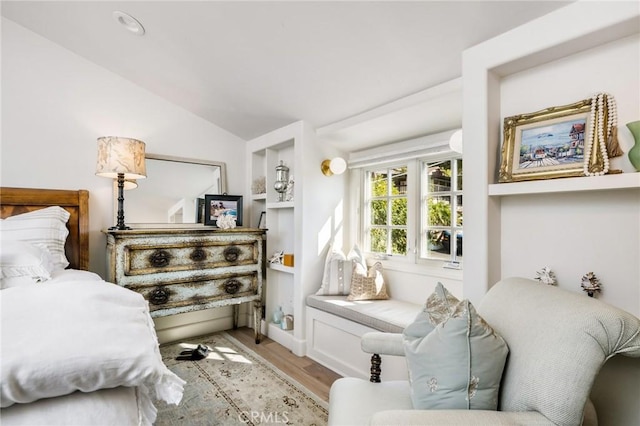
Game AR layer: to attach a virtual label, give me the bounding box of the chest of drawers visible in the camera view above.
[104,227,266,342]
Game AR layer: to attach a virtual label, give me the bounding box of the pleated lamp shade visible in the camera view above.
[96,136,147,179]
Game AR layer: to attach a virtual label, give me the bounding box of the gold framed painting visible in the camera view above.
[498,98,594,183]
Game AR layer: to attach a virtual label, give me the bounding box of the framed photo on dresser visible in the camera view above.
[204,194,243,226]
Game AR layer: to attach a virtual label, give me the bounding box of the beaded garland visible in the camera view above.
[584,93,617,176]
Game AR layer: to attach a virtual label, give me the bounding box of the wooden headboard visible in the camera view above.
[0,187,90,270]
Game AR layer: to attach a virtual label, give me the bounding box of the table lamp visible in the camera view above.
[96,136,146,230]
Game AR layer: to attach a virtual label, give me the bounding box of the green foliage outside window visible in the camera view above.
[369,168,407,255]
[428,199,451,226]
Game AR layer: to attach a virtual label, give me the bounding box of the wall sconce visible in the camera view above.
[96,136,147,230]
[321,157,347,176]
[449,129,463,154]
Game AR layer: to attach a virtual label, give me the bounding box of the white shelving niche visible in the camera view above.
[463,3,639,425]
[246,120,332,356]
[249,134,296,351]
[245,121,346,356]
[463,0,640,303]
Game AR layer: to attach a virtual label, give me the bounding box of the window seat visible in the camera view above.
[305,294,422,380]
[306,295,421,333]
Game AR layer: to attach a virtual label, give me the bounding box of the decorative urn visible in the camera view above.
[274,161,290,202]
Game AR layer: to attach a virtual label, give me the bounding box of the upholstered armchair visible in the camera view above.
[328,277,640,425]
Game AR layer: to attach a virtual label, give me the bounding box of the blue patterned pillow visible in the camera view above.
[404,282,459,338]
[403,290,508,410]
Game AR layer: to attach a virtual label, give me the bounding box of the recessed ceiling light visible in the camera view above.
[112,11,145,36]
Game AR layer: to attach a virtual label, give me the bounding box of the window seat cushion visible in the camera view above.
[306,294,422,333]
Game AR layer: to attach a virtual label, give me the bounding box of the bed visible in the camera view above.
[0,187,184,425]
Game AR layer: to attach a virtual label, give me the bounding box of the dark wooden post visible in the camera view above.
[370,353,381,383]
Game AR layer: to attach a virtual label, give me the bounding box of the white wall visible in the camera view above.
[1,18,248,341]
[1,17,246,278]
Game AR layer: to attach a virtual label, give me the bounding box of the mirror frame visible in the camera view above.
[115,153,227,228]
[145,153,227,194]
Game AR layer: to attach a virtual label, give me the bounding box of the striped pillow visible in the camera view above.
[0,241,52,283]
[317,245,367,296]
[1,206,70,270]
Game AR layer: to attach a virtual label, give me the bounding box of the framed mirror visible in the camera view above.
[121,154,227,225]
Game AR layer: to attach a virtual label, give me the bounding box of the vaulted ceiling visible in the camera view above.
[2,1,572,150]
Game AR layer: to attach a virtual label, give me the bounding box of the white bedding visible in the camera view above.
[0,277,184,423]
[48,268,103,282]
[1,387,146,426]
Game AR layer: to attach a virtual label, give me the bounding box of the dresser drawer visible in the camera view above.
[124,239,260,276]
[104,227,266,319]
[129,271,260,316]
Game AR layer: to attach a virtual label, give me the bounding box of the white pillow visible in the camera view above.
[1,206,70,270]
[0,240,52,283]
[316,244,367,295]
[0,276,39,290]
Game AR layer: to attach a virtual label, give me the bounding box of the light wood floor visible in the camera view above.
[227,327,342,403]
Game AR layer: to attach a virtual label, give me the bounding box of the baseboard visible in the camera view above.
[267,322,294,348]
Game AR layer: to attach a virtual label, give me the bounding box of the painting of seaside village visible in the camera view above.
[518,118,586,170]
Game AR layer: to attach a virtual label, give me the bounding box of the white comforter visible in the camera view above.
[0,277,184,417]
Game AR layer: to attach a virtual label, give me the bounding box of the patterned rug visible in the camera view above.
[154,332,329,426]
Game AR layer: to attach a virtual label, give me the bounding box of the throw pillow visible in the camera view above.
[347,261,389,301]
[1,276,40,290]
[404,282,459,338]
[0,241,53,282]
[403,298,509,410]
[1,206,70,270]
[316,244,367,296]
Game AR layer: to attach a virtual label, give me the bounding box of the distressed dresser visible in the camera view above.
[104,227,266,343]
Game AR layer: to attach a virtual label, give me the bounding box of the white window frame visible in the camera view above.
[419,156,463,263]
[362,162,414,259]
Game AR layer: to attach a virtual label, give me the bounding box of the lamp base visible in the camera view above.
[108,224,131,231]
[113,173,130,230]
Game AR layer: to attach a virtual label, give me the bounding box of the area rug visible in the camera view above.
[154,332,329,426]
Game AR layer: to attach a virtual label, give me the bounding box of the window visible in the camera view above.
[364,166,408,256]
[421,158,463,261]
[362,155,462,265]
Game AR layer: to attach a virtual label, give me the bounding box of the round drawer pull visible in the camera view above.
[223,246,241,262]
[224,279,241,294]
[149,250,171,267]
[190,248,207,262]
[149,287,170,305]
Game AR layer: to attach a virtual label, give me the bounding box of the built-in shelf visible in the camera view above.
[266,201,294,209]
[269,263,294,274]
[488,173,640,196]
[247,121,308,355]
